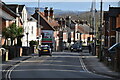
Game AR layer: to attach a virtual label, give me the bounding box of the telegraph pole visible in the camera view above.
[38,0,40,46]
[92,0,96,55]
[99,0,103,61]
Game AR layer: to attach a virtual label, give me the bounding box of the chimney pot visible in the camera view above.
[35,8,39,12]
[44,7,48,19]
[49,7,54,19]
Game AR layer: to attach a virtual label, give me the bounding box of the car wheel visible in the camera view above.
[49,54,52,56]
[39,54,41,57]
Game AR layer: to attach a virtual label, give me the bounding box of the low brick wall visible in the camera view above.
[22,47,32,56]
[2,46,23,61]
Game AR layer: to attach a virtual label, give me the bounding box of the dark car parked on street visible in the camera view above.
[70,44,82,52]
[38,45,52,57]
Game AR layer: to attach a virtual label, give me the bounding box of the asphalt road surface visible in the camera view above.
[5,52,114,80]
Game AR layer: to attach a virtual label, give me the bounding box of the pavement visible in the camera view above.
[81,50,120,79]
[2,51,120,79]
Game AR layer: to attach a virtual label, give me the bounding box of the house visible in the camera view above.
[0,2,18,46]
[32,7,59,49]
[116,12,120,72]
[55,16,93,51]
[103,7,120,48]
[7,4,30,47]
[116,14,120,43]
[103,7,120,72]
[27,14,37,47]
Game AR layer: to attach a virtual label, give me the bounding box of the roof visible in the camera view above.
[1,2,18,18]
[6,4,25,13]
[40,12,59,27]
[77,24,92,34]
[71,20,77,24]
[109,7,120,17]
[27,13,37,22]
[38,12,59,31]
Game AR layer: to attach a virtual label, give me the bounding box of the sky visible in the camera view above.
[2,0,120,2]
[2,0,120,11]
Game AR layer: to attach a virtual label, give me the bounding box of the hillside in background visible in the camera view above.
[27,7,100,27]
[26,7,84,16]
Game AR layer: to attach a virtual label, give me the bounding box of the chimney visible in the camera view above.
[49,7,54,19]
[44,7,48,19]
[62,18,65,26]
[35,8,39,13]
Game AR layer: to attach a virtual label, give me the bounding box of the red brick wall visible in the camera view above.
[116,14,120,28]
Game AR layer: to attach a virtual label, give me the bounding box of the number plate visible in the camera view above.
[43,50,48,52]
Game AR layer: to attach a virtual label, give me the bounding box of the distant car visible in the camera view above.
[38,45,52,57]
[70,44,82,52]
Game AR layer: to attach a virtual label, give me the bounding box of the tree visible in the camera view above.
[29,40,38,47]
[2,23,24,46]
[2,27,11,46]
[16,27,24,46]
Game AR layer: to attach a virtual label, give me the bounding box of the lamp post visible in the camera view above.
[37,0,41,46]
[99,0,103,61]
[59,18,63,51]
[92,0,97,56]
[26,32,29,47]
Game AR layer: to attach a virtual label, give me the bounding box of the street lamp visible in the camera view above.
[99,0,103,61]
[26,32,29,47]
[91,0,97,56]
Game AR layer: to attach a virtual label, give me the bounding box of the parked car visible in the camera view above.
[38,45,52,57]
[70,44,82,52]
[108,43,120,53]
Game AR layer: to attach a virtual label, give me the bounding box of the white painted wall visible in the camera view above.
[27,21,37,46]
[21,6,29,47]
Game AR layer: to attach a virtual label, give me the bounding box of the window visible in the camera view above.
[31,26,33,34]
[77,33,79,39]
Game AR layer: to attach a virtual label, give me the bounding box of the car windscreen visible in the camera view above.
[41,47,49,49]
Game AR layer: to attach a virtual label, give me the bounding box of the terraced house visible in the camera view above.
[0,2,18,46]
[103,7,120,72]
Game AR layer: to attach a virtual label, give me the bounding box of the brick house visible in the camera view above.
[75,22,93,46]
[55,17,93,51]
[0,2,18,46]
[116,14,120,43]
[103,7,120,71]
[32,7,59,50]
[6,4,29,46]
[116,13,120,72]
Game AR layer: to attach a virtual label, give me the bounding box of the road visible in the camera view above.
[5,52,114,80]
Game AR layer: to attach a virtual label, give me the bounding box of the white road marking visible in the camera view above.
[78,52,91,73]
[5,56,47,80]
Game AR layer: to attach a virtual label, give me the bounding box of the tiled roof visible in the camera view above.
[1,2,17,18]
[40,12,59,27]
[27,13,37,22]
[77,24,92,34]
[6,4,25,13]
[38,12,59,30]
